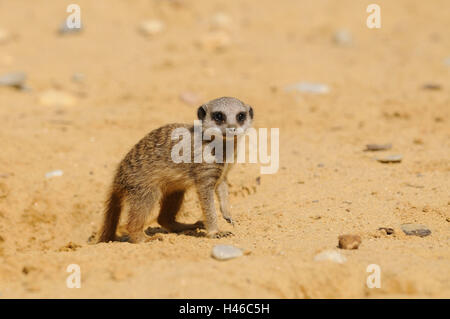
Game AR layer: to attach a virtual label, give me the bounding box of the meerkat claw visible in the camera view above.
[208,231,233,238]
[224,216,234,226]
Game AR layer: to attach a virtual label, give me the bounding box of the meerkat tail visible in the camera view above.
[98,187,123,243]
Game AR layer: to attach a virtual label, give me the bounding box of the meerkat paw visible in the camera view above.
[194,221,205,229]
[161,221,205,233]
[128,233,147,243]
[207,230,234,239]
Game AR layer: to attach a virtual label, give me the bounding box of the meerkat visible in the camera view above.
[98,96,254,243]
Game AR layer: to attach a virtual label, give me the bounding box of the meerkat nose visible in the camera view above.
[225,126,240,136]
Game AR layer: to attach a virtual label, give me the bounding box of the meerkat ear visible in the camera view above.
[197,105,207,120]
[248,106,254,119]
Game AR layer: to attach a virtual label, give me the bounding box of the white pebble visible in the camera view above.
[45,170,64,179]
[210,12,232,30]
[211,244,243,260]
[314,250,347,264]
[139,20,165,36]
[39,89,77,107]
[377,154,402,163]
[333,29,353,46]
[285,82,330,94]
[179,91,200,105]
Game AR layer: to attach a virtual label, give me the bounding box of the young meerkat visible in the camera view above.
[98,96,254,243]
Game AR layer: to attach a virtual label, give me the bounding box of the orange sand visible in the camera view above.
[0,0,449,298]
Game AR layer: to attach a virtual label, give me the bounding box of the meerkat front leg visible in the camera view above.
[196,180,232,238]
[215,180,234,225]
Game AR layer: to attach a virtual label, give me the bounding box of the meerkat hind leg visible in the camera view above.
[126,189,161,243]
[126,203,151,243]
[157,191,204,232]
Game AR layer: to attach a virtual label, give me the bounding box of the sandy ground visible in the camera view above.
[0,0,449,298]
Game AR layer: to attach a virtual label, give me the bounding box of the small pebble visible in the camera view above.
[285,82,330,94]
[72,73,85,83]
[422,83,442,90]
[365,143,392,151]
[138,20,165,36]
[210,12,232,30]
[179,91,200,105]
[0,72,26,89]
[45,170,64,179]
[403,183,424,189]
[39,89,77,107]
[378,227,395,235]
[211,244,243,260]
[0,28,11,44]
[314,250,346,264]
[0,183,8,198]
[197,31,231,51]
[377,154,402,163]
[401,223,431,237]
[444,57,450,66]
[87,233,97,244]
[333,29,353,46]
[338,234,361,249]
[58,21,83,34]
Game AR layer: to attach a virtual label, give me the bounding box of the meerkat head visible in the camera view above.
[197,97,253,138]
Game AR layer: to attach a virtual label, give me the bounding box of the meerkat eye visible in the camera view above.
[236,112,247,123]
[212,112,225,123]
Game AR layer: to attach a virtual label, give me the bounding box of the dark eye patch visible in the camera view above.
[212,111,226,123]
[236,112,247,123]
[197,105,206,120]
